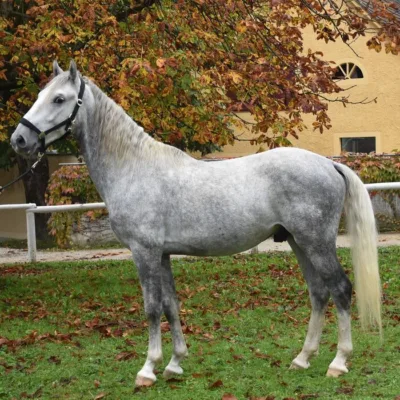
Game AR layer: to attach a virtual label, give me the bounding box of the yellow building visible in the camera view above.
[210,27,400,159]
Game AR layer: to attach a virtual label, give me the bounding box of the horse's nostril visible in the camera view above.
[16,135,27,148]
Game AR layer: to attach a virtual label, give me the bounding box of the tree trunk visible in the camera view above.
[16,155,50,241]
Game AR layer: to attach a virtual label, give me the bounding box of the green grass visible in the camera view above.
[0,248,399,399]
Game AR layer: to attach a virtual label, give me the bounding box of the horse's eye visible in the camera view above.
[54,96,65,104]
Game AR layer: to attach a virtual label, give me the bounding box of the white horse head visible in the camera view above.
[11,60,88,158]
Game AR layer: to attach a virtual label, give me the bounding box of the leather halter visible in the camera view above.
[19,78,85,152]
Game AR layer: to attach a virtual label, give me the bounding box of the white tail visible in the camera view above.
[335,163,382,335]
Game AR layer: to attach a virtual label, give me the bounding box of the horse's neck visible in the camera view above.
[79,81,191,199]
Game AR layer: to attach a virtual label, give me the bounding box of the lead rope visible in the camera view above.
[0,152,44,195]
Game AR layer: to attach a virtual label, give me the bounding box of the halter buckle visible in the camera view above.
[77,99,83,106]
[68,113,76,125]
[31,152,44,169]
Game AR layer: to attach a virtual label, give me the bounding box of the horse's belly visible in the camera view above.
[163,225,276,256]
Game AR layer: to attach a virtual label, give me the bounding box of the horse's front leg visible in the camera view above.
[161,255,188,378]
[132,247,163,387]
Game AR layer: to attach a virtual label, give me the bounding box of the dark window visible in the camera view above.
[333,63,364,80]
[340,137,376,153]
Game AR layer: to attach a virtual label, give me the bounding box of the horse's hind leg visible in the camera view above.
[297,239,353,377]
[288,237,330,370]
[160,255,188,379]
[131,247,163,387]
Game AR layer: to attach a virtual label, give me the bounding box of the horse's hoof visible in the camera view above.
[163,366,184,379]
[135,375,156,387]
[326,367,347,377]
[289,359,310,370]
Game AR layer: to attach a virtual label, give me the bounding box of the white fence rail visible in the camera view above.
[1,202,106,263]
[1,182,400,263]
[365,182,400,190]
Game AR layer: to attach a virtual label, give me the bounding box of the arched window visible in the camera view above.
[333,62,364,80]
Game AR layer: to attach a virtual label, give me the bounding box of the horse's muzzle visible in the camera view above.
[10,125,40,158]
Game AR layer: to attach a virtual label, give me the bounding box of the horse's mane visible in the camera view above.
[86,78,190,166]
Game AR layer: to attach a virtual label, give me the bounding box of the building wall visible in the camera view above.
[209,27,400,158]
[298,26,400,155]
[0,155,77,240]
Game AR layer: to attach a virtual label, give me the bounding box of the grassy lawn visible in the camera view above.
[0,248,399,399]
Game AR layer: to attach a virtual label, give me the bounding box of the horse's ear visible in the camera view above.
[69,60,78,82]
[53,60,63,76]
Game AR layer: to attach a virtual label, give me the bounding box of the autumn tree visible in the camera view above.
[1,0,399,238]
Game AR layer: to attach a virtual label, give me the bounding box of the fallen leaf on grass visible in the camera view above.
[161,321,170,332]
[336,385,354,395]
[90,252,119,259]
[115,351,137,361]
[124,338,137,346]
[0,265,48,276]
[254,351,271,360]
[0,337,8,346]
[94,392,107,399]
[20,387,42,398]
[47,355,61,365]
[270,359,281,367]
[0,331,75,352]
[222,394,238,400]
[0,361,13,374]
[166,377,184,383]
[203,332,214,340]
[209,379,223,389]
[58,376,77,386]
[213,320,221,330]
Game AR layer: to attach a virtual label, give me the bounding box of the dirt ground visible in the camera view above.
[1,233,400,264]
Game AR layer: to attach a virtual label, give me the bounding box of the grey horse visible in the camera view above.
[11,61,381,387]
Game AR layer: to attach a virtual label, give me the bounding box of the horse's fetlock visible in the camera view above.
[175,347,188,359]
[338,344,353,355]
[148,351,163,364]
[308,344,319,356]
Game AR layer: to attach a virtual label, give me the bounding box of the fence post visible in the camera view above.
[250,246,259,254]
[26,209,37,263]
